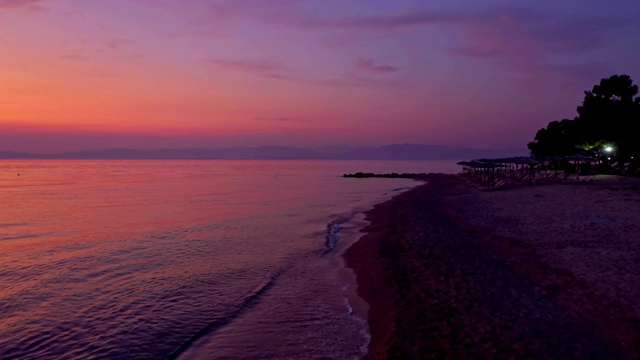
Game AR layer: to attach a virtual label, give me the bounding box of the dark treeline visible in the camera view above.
[528,75,640,163]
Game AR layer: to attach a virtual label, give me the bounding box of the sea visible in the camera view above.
[0,160,458,360]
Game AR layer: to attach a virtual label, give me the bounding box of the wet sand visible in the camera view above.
[344,173,640,359]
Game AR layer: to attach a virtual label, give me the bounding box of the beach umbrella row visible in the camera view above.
[473,155,598,164]
[457,155,599,184]
[455,161,506,168]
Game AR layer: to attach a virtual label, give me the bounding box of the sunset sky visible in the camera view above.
[1,0,639,153]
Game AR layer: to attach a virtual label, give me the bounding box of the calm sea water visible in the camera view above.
[0,160,458,359]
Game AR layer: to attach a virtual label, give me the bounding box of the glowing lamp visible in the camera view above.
[604,146,613,152]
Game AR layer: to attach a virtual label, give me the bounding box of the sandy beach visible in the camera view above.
[345,173,640,359]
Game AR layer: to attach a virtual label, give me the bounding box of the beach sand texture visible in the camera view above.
[346,174,640,359]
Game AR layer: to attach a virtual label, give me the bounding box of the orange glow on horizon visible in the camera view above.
[1,0,635,152]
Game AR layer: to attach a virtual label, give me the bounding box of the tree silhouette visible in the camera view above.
[528,75,640,159]
[528,119,579,157]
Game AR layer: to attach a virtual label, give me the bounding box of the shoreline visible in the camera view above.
[342,186,418,359]
[344,173,640,359]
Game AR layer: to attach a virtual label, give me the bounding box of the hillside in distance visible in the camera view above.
[0,144,527,160]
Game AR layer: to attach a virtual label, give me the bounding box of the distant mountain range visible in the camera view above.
[0,144,527,160]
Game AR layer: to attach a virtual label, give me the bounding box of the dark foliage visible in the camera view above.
[528,75,640,159]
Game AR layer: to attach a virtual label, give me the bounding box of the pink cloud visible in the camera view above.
[207,58,295,80]
[438,8,631,82]
[356,58,400,74]
[448,9,625,59]
[0,0,46,10]
[205,57,398,87]
[255,117,310,123]
[169,3,630,84]
[106,38,135,50]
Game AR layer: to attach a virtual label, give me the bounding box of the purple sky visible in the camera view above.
[1,0,639,152]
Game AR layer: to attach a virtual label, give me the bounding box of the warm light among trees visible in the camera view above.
[528,75,640,163]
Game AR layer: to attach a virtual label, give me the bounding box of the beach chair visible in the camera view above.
[491,180,505,190]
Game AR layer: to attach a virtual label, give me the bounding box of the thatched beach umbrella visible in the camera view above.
[508,157,541,165]
[563,154,599,162]
[457,160,506,183]
[475,158,509,174]
[496,157,540,184]
[562,154,599,181]
[534,156,563,177]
